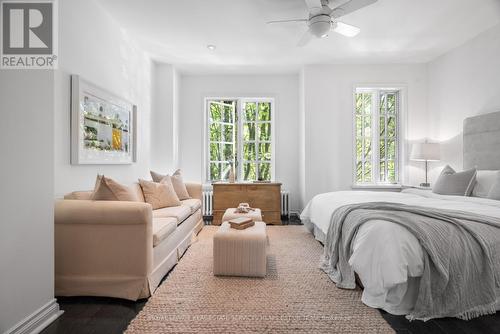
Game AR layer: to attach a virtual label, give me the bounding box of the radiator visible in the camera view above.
[202,187,290,216]
[202,189,213,216]
[281,190,289,216]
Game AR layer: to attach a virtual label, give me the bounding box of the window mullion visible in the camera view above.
[237,101,243,182]
[385,110,388,183]
[372,91,379,184]
[255,118,259,181]
[395,93,399,183]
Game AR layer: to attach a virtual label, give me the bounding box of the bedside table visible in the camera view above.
[402,185,432,190]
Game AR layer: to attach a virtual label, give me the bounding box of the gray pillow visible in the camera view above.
[432,165,477,196]
[487,173,500,200]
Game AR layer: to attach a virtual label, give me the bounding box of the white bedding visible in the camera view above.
[300,189,500,315]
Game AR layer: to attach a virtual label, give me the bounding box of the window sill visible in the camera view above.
[351,184,402,190]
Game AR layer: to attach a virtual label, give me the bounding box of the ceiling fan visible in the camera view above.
[267,0,378,46]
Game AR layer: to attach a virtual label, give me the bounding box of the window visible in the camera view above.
[354,88,400,185]
[206,98,274,182]
[207,100,236,181]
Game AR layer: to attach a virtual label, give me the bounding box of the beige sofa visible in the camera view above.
[55,182,203,301]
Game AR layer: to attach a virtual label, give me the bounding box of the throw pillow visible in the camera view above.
[150,170,165,183]
[139,177,181,209]
[150,169,191,200]
[432,165,477,196]
[91,175,140,201]
[487,173,500,200]
[171,169,191,200]
[472,170,499,198]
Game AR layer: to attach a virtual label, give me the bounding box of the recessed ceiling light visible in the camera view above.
[207,44,216,51]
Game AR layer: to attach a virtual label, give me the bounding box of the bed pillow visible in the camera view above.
[487,173,500,200]
[150,169,191,200]
[91,175,140,201]
[432,165,477,196]
[139,177,181,209]
[472,170,500,198]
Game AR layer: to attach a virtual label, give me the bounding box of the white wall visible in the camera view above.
[178,74,301,211]
[427,23,500,178]
[151,63,179,172]
[0,71,58,332]
[298,69,306,210]
[301,64,428,206]
[54,0,153,197]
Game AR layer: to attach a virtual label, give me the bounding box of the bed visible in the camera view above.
[300,111,500,319]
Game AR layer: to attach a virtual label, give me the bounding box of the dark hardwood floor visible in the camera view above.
[41,216,500,334]
[41,297,146,334]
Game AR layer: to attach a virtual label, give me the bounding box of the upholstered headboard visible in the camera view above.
[463,111,500,170]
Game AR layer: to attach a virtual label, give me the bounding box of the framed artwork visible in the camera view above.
[70,75,137,164]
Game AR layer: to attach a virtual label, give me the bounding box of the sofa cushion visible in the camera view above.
[152,217,177,247]
[139,178,181,209]
[153,205,191,224]
[180,199,201,214]
[92,175,140,202]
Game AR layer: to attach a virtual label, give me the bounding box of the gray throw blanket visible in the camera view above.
[320,202,500,321]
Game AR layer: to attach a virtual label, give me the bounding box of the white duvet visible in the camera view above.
[300,189,500,315]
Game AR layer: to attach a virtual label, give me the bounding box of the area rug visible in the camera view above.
[125,226,394,333]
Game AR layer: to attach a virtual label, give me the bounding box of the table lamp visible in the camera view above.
[410,142,440,187]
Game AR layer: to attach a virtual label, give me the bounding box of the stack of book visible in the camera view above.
[228,217,254,230]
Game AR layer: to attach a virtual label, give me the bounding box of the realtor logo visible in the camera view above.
[1,0,58,69]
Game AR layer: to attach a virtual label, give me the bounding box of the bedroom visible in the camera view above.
[1,0,500,333]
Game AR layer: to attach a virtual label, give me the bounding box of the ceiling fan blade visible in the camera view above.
[330,0,378,19]
[297,29,314,47]
[266,18,308,24]
[333,21,360,37]
[304,0,323,15]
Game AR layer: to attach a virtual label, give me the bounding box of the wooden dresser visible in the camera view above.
[212,182,282,225]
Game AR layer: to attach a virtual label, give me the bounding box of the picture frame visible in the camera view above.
[70,75,137,164]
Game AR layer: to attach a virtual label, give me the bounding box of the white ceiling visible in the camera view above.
[96,0,500,74]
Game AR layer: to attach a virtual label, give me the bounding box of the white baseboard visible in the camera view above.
[5,299,63,334]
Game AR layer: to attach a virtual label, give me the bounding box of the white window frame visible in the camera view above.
[206,99,237,182]
[204,97,276,183]
[352,85,407,188]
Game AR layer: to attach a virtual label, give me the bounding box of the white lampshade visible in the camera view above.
[410,143,440,161]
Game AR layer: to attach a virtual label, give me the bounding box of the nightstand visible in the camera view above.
[402,185,432,190]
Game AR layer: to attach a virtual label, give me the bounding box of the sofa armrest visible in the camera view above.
[55,199,152,225]
[185,182,202,201]
[54,200,153,300]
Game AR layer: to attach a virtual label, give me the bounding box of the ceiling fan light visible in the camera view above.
[309,21,331,38]
[333,22,360,37]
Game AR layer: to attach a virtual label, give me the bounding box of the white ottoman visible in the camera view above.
[213,221,267,277]
[222,208,262,223]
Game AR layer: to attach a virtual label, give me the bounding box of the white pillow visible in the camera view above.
[472,170,499,198]
[488,173,500,200]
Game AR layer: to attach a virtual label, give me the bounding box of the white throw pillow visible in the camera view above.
[472,170,499,198]
[488,173,500,201]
